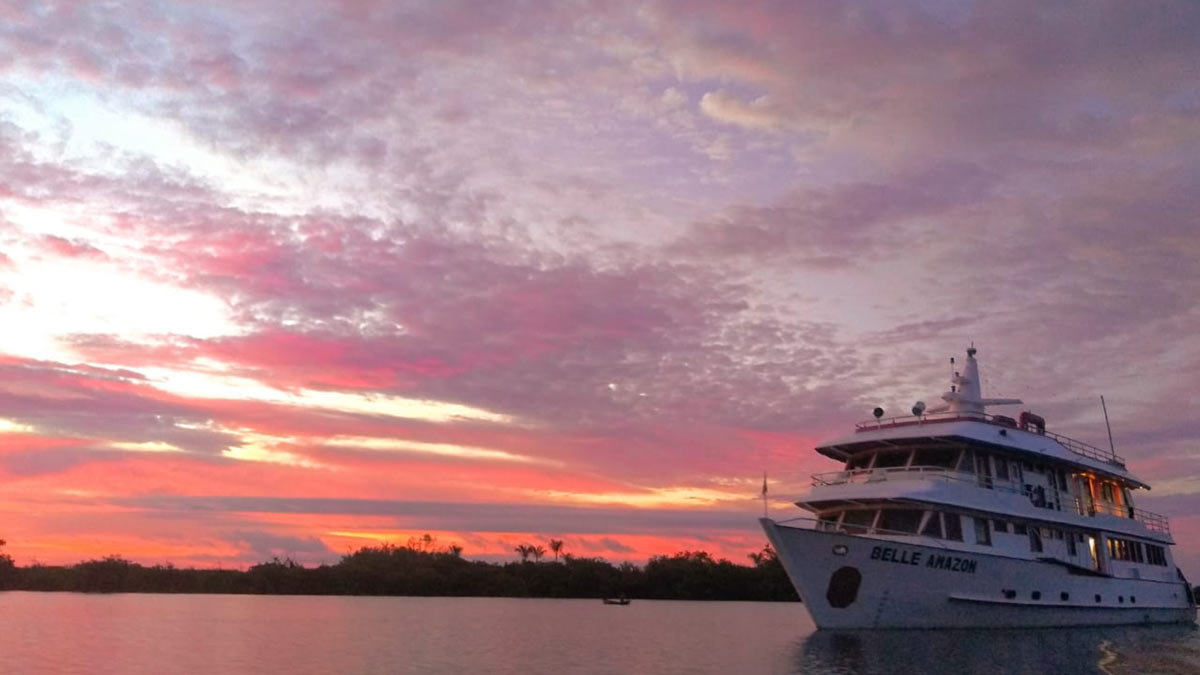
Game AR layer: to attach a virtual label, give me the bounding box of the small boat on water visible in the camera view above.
[602,597,631,605]
[762,347,1197,629]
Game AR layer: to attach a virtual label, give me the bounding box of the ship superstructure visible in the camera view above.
[762,347,1196,629]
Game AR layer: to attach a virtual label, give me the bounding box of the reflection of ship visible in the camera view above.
[602,596,630,605]
[762,347,1197,629]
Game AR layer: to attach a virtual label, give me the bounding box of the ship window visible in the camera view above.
[842,510,875,534]
[1095,594,1102,603]
[1031,591,1041,600]
[992,520,1008,533]
[994,458,1010,481]
[879,509,923,534]
[847,454,871,470]
[920,512,943,539]
[873,451,909,469]
[1119,596,1124,603]
[1014,523,1028,535]
[974,518,992,546]
[943,513,963,541]
[1131,596,1136,603]
[818,512,841,531]
[1101,483,1115,502]
[1067,532,1077,556]
[1003,589,1016,599]
[1061,592,1070,601]
[912,448,957,468]
[1029,528,1043,553]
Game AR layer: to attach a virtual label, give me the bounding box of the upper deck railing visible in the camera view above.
[854,411,1126,467]
[808,465,1170,535]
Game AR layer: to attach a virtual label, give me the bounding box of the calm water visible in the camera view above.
[0,593,1195,674]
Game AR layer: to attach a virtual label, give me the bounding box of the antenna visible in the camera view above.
[1101,395,1116,457]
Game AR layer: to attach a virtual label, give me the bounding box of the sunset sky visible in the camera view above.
[0,1,1197,575]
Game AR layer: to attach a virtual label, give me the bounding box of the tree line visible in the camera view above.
[0,537,798,601]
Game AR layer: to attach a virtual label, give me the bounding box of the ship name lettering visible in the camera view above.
[924,553,977,574]
[869,546,922,566]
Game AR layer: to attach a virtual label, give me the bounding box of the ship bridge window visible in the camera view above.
[842,509,876,535]
[920,512,943,539]
[873,451,910,469]
[1029,528,1043,553]
[846,454,871,470]
[879,508,923,534]
[912,448,958,469]
[994,458,1010,481]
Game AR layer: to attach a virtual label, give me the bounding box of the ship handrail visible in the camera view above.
[807,466,1172,536]
[811,465,1024,497]
[772,515,953,549]
[1073,497,1171,535]
[854,411,1126,467]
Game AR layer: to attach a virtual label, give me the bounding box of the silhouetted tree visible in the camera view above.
[548,539,564,561]
[514,544,532,562]
[531,545,546,562]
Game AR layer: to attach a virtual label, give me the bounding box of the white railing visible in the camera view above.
[854,411,1125,467]
[1073,498,1171,535]
[807,465,1172,536]
[811,465,1023,496]
[774,515,953,549]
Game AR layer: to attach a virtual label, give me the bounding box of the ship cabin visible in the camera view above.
[798,346,1177,585]
[801,411,1177,584]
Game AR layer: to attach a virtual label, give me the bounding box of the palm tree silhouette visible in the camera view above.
[548,539,564,561]
[531,545,546,562]
[514,544,532,562]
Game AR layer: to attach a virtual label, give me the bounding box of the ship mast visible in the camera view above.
[930,345,1022,416]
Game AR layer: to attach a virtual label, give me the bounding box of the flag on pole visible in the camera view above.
[761,471,768,518]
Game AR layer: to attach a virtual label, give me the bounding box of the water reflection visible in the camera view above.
[795,624,1199,675]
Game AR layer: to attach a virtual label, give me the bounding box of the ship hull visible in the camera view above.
[762,518,1196,630]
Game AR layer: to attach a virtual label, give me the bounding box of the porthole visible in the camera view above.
[1118,596,1124,603]
[1095,594,1102,603]
[1060,592,1069,601]
[1032,591,1041,600]
[1003,589,1016,599]
[826,567,862,608]
[1131,596,1136,604]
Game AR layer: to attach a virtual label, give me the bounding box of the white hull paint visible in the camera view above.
[762,519,1196,630]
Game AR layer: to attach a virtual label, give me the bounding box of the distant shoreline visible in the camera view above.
[0,544,800,602]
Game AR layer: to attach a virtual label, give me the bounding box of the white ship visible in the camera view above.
[762,347,1197,629]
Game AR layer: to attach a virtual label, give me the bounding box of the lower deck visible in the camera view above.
[762,518,1196,630]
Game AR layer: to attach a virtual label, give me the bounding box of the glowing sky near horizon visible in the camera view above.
[0,0,1198,574]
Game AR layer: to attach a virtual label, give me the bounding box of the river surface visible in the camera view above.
[0,593,1196,674]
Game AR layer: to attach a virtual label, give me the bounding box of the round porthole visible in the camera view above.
[1095,594,1102,603]
[1060,592,1069,601]
[1031,591,1041,600]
